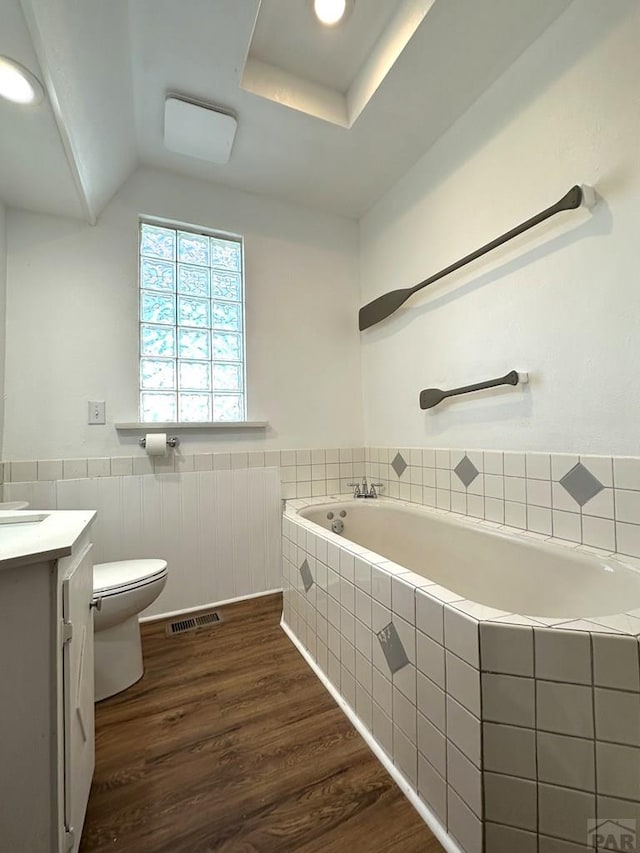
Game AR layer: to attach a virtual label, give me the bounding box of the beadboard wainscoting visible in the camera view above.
[3,467,282,617]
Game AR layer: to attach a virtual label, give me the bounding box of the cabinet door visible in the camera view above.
[62,544,95,851]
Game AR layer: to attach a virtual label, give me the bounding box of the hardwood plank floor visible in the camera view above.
[80,593,444,853]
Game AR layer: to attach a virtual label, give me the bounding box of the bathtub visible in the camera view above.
[281,496,640,853]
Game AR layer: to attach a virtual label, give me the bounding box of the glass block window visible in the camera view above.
[139,220,245,422]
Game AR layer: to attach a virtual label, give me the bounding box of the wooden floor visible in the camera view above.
[80,593,444,853]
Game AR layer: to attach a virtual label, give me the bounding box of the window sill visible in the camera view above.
[115,421,269,431]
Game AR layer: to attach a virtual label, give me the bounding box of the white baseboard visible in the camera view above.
[139,588,283,623]
[280,619,463,853]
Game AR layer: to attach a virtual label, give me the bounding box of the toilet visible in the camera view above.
[92,559,168,701]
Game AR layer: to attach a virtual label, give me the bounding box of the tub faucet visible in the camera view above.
[348,477,383,499]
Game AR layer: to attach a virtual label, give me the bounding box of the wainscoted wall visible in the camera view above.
[4,467,282,618]
[1,447,366,616]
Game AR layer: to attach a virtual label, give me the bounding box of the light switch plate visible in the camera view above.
[88,401,106,425]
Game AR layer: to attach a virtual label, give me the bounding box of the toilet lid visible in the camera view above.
[94,559,167,594]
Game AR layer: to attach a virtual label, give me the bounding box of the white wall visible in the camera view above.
[4,166,362,460]
[360,0,640,455]
[0,200,6,453]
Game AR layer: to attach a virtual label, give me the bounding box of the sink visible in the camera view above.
[0,512,49,525]
[0,501,29,511]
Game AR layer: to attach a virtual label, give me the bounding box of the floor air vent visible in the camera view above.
[166,611,221,636]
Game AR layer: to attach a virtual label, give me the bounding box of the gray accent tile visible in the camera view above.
[391,452,407,478]
[454,454,479,488]
[559,462,604,507]
[299,558,314,592]
[377,621,410,674]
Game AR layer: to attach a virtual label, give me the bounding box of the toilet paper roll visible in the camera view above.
[145,433,167,456]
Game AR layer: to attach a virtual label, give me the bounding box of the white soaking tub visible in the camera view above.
[281,496,640,853]
[299,499,640,618]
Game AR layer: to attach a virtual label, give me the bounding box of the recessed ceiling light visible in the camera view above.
[314,0,348,26]
[0,56,44,105]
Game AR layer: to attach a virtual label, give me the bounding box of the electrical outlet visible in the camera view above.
[88,401,106,425]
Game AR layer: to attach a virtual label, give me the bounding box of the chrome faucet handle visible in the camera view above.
[347,482,361,497]
[369,483,383,498]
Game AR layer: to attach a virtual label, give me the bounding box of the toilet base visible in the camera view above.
[94,614,144,702]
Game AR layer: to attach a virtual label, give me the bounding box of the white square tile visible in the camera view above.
[435,449,449,468]
[480,622,533,676]
[417,712,446,777]
[485,823,537,853]
[505,476,526,503]
[339,578,355,613]
[444,605,479,668]
[614,457,640,491]
[355,588,372,628]
[422,449,436,468]
[537,681,594,737]
[417,671,445,733]
[552,481,580,512]
[447,695,481,766]
[537,731,595,790]
[526,452,551,480]
[592,634,640,691]
[616,488,640,525]
[63,458,88,479]
[484,451,504,475]
[341,637,356,675]
[527,504,552,535]
[392,575,416,624]
[596,742,640,799]
[582,515,615,551]
[372,666,392,716]
[485,473,504,499]
[10,460,37,482]
[616,522,640,558]
[354,556,372,593]
[552,509,581,543]
[87,457,111,477]
[416,588,444,644]
[484,771,537,831]
[355,682,373,730]
[447,788,483,853]
[538,783,595,844]
[534,628,592,684]
[595,688,640,746]
[416,630,445,687]
[339,549,355,581]
[483,722,536,779]
[446,651,480,716]
[504,452,526,477]
[393,724,417,786]
[482,673,535,727]
[448,741,482,817]
[505,500,527,530]
[581,455,613,487]
[372,702,393,756]
[527,478,552,507]
[485,497,505,524]
[417,754,446,824]
[354,616,371,656]
[467,494,484,518]
[37,459,63,481]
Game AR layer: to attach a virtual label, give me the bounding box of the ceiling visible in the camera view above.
[0,0,575,223]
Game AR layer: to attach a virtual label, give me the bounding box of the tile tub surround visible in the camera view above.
[281,496,640,853]
[364,448,640,560]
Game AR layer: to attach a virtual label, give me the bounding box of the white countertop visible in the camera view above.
[0,510,96,570]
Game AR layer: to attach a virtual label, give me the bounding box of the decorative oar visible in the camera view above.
[359,184,597,331]
[420,370,528,410]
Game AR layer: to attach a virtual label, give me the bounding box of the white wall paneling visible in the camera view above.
[5,467,282,617]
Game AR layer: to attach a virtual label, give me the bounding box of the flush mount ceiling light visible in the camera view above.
[313,0,350,26]
[0,56,44,105]
[164,95,238,164]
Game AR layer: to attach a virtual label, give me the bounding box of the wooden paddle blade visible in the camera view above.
[359,288,413,331]
[419,388,445,410]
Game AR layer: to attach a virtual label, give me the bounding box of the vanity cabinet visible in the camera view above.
[0,511,96,852]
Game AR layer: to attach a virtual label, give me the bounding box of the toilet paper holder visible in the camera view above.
[138,435,180,449]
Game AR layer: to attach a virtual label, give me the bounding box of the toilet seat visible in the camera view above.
[94,559,168,597]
